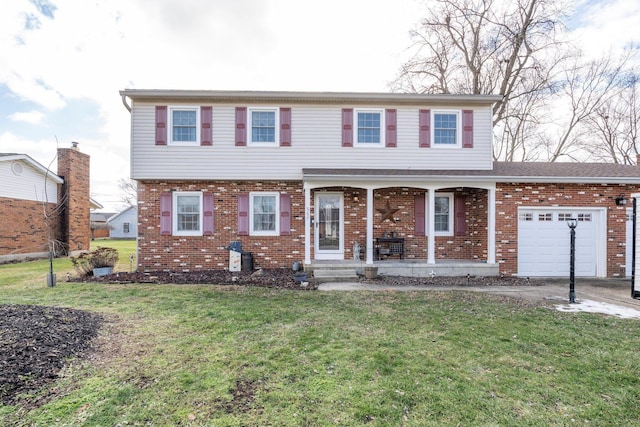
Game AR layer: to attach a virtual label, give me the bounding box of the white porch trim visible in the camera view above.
[303,178,497,267]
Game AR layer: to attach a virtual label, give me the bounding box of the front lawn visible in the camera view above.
[1,242,639,425]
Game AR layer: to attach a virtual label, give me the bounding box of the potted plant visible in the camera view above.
[72,247,119,278]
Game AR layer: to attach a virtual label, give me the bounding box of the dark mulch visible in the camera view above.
[0,304,103,406]
[83,267,539,288]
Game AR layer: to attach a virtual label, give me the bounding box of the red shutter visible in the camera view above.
[280,108,291,147]
[155,106,167,146]
[203,193,214,235]
[414,194,425,236]
[235,107,247,146]
[280,193,291,235]
[201,106,212,146]
[462,110,473,148]
[237,194,249,236]
[385,109,397,148]
[454,195,466,236]
[419,109,430,148]
[160,192,172,235]
[342,108,353,147]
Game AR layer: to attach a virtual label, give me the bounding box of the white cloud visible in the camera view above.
[8,110,46,124]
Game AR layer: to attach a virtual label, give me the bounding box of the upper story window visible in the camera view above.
[250,192,279,235]
[169,107,200,145]
[354,109,384,146]
[173,191,203,236]
[432,110,460,147]
[248,108,279,145]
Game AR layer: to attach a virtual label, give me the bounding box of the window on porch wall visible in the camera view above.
[414,193,466,237]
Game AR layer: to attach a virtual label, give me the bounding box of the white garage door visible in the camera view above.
[518,209,601,277]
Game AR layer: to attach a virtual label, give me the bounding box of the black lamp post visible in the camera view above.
[567,218,578,303]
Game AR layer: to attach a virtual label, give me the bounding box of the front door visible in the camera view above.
[315,192,344,260]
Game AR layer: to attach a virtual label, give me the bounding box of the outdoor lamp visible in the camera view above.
[615,194,627,206]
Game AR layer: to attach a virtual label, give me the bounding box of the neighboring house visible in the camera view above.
[0,144,98,263]
[108,206,138,239]
[90,212,116,239]
[119,89,640,278]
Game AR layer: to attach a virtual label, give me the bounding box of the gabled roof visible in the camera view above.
[0,153,64,184]
[303,162,640,184]
[91,212,117,222]
[107,205,136,222]
[90,198,104,210]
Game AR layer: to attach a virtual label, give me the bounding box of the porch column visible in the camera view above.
[304,186,311,265]
[487,186,496,264]
[427,188,435,264]
[366,188,374,265]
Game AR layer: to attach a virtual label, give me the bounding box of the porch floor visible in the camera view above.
[306,259,499,278]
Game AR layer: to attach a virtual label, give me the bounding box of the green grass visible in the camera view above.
[1,240,640,425]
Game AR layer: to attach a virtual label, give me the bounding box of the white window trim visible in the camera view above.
[248,107,280,146]
[172,191,203,236]
[168,106,200,146]
[250,192,280,236]
[426,192,454,236]
[353,108,385,147]
[431,110,461,148]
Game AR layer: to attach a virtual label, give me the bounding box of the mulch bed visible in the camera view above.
[85,268,539,288]
[0,305,103,406]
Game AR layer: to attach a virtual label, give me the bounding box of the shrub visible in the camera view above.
[71,247,119,277]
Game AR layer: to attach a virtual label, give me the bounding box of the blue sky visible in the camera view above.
[1,0,638,211]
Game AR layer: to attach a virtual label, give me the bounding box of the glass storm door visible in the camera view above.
[315,192,344,260]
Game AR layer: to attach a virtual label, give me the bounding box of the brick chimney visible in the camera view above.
[57,142,91,255]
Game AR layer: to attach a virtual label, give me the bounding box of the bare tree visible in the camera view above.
[393,0,638,162]
[584,73,640,164]
[118,178,138,207]
[394,0,573,158]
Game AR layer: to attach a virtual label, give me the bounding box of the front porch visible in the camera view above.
[306,259,499,280]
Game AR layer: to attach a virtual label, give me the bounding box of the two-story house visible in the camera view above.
[120,90,640,278]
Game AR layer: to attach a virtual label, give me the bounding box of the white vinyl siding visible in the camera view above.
[130,102,494,180]
[108,206,138,238]
[0,160,59,203]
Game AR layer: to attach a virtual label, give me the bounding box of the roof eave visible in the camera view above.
[1,154,64,184]
[118,89,503,106]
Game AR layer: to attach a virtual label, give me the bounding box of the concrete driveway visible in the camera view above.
[318,278,640,318]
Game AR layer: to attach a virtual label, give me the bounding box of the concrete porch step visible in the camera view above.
[312,268,359,282]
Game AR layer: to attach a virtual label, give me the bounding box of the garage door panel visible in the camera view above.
[518,209,599,277]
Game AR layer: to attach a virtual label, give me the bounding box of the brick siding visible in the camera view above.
[496,182,638,278]
[0,197,59,256]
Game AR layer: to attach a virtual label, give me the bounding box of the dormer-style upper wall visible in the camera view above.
[121,90,501,180]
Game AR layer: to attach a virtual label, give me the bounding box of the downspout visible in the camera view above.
[121,94,131,112]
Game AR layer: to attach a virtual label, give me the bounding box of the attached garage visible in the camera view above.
[517,207,607,277]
